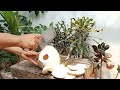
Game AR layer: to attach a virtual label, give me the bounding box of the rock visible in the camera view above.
[10,60,55,79]
[10,58,92,79]
[0,70,14,79]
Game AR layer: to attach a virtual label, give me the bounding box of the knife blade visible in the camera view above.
[40,27,56,49]
[23,27,56,51]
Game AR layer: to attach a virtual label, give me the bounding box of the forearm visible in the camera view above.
[2,47,22,55]
[0,33,21,49]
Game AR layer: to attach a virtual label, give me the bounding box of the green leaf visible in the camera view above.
[29,11,32,13]
[104,45,110,50]
[0,11,20,35]
[98,44,101,49]
[101,42,105,49]
[35,11,39,16]
[49,22,53,27]
[0,24,5,32]
[117,65,120,73]
[0,20,5,22]
[41,11,44,13]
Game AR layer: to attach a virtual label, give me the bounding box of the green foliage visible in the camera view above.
[0,11,47,70]
[92,42,110,62]
[0,11,47,34]
[0,50,18,64]
[51,17,102,59]
[18,15,47,34]
[0,11,21,35]
[29,11,46,16]
[117,65,120,73]
[0,50,19,71]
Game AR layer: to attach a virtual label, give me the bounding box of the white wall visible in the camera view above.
[19,11,120,79]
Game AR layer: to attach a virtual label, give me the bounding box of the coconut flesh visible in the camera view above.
[38,45,87,79]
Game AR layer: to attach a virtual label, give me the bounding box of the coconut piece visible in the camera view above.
[66,63,87,76]
[51,64,67,78]
[67,68,85,76]
[38,45,61,67]
[51,64,76,79]
[64,73,76,79]
[42,66,52,74]
[76,64,87,69]
[38,45,62,75]
[67,65,78,71]
[67,64,87,71]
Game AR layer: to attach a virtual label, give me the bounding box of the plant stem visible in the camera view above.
[100,60,102,79]
[115,71,119,79]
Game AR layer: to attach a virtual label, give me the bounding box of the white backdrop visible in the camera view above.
[19,11,120,78]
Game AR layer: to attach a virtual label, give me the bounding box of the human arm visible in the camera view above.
[0,33,21,49]
[2,47,39,65]
[0,33,41,50]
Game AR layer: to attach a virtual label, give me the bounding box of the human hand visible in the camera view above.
[20,50,39,65]
[3,47,39,65]
[19,34,41,50]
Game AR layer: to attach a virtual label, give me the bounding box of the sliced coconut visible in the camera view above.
[67,68,85,76]
[76,64,87,69]
[51,64,67,79]
[64,74,76,79]
[67,65,78,71]
[38,45,61,68]
[67,64,87,71]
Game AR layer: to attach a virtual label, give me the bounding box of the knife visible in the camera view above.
[40,27,56,49]
[24,27,56,51]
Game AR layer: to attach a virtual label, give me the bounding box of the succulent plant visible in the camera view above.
[50,17,102,60]
[92,42,110,62]
[92,42,114,79]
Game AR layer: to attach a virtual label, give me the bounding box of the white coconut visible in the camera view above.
[76,64,87,69]
[67,65,78,71]
[64,74,76,79]
[42,66,53,74]
[67,69,85,76]
[66,64,87,76]
[67,64,87,71]
[38,45,87,78]
[38,45,61,68]
[51,64,67,78]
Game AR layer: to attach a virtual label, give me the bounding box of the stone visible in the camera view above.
[0,70,14,79]
[10,57,93,79]
[10,60,55,79]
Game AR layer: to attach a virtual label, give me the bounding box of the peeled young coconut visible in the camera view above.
[42,66,53,74]
[38,45,61,69]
